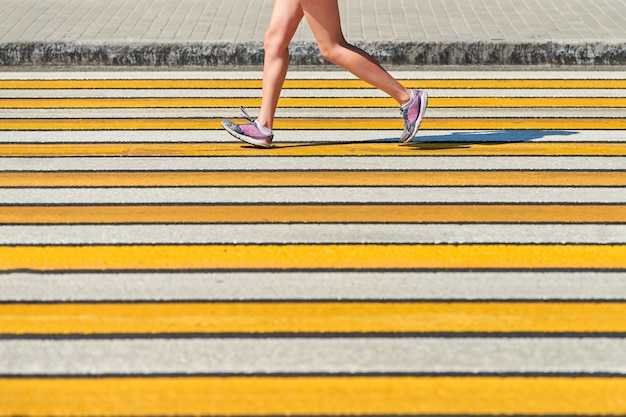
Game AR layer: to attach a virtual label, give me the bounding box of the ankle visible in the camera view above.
[400,90,413,107]
[254,120,273,135]
[255,117,272,130]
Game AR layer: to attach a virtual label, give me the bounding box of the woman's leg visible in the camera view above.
[256,0,304,130]
[300,0,411,106]
[223,0,426,146]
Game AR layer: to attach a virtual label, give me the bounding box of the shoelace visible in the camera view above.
[239,106,272,138]
[240,106,255,122]
[399,101,411,121]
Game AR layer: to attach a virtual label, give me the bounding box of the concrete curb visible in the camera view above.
[1,40,625,67]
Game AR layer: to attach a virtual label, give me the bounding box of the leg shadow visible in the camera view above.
[240,130,579,150]
[403,130,580,150]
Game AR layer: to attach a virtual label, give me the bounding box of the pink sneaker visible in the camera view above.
[400,89,428,143]
[222,107,273,148]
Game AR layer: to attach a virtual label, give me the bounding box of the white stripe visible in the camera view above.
[1,224,623,245]
[1,187,623,204]
[2,338,626,375]
[2,271,624,301]
[1,71,624,80]
[1,156,621,171]
[3,89,625,98]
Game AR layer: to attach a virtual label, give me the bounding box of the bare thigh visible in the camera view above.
[299,0,346,53]
[265,0,305,50]
[299,0,409,104]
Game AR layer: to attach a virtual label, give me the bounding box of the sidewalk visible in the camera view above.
[1,0,625,67]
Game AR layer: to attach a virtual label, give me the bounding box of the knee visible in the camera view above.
[264,28,291,57]
[317,40,348,65]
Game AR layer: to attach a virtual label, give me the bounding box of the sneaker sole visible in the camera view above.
[222,121,273,148]
[401,90,428,144]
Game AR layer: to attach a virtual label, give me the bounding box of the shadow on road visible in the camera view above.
[239,130,579,150]
[411,130,579,144]
[403,130,580,150]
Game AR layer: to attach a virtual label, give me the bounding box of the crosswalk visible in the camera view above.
[0,70,625,416]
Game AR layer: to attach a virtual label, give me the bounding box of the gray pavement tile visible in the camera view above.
[0,0,625,66]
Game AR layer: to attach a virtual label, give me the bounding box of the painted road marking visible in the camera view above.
[2,204,624,224]
[4,338,626,375]
[1,142,625,156]
[2,117,626,130]
[2,187,622,204]
[2,224,624,245]
[2,156,622,171]
[2,96,625,108]
[0,70,624,417]
[1,171,625,187]
[1,78,625,89]
[2,376,626,416]
[2,271,625,301]
[3,301,626,335]
[1,244,624,272]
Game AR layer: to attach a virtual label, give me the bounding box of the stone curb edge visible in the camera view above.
[1,40,625,67]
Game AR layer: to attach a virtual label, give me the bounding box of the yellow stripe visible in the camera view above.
[1,204,624,224]
[0,244,623,272]
[3,376,626,416]
[2,97,624,108]
[1,142,624,156]
[2,171,625,187]
[0,78,624,89]
[3,301,626,335]
[1,117,625,130]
